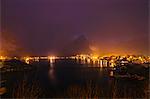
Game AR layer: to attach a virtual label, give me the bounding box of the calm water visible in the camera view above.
[1,59,149,98]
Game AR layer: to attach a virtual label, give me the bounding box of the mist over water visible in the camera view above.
[1,0,149,98]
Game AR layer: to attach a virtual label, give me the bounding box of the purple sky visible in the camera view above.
[1,0,149,56]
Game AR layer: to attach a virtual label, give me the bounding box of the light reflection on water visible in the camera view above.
[79,59,110,67]
[47,59,149,98]
[1,59,149,98]
[110,71,114,77]
[48,59,58,85]
[49,68,55,80]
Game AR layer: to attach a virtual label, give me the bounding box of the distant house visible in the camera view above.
[116,58,129,66]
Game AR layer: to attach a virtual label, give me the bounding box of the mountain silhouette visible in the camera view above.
[60,35,92,56]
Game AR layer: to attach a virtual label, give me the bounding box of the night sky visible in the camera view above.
[1,0,149,56]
